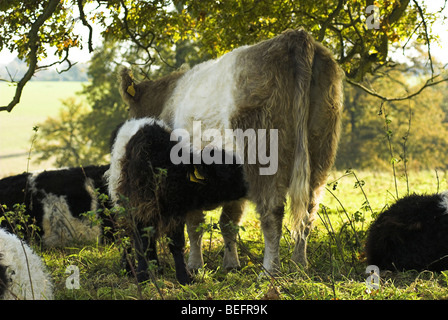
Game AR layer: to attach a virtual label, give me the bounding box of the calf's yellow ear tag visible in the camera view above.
[127,82,136,97]
[194,166,205,180]
[189,166,205,184]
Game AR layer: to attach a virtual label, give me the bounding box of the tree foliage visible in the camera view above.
[337,67,448,170]
[2,0,448,170]
[1,0,447,112]
[33,41,129,166]
[33,97,100,167]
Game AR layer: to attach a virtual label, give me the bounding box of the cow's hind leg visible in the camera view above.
[290,39,343,268]
[186,210,205,271]
[291,211,313,269]
[220,199,245,270]
[292,184,326,268]
[259,203,285,275]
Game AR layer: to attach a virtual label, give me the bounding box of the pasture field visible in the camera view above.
[37,169,448,300]
[0,81,86,177]
[2,82,448,300]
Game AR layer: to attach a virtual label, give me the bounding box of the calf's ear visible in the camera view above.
[188,165,207,184]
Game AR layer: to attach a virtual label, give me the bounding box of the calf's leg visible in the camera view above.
[133,223,159,283]
[168,221,192,285]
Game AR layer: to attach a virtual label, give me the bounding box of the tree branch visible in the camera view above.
[0,0,61,113]
[36,47,77,73]
[317,0,345,42]
[346,74,448,102]
[77,0,94,53]
[119,0,156,67]
[412,0,434,77]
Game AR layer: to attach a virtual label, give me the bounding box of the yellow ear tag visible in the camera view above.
[127,82,136,97]
[189,166,205,184]
[189,174,201,183]
[194,166,205,180]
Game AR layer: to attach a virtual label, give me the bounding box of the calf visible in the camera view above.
[107,118,247,284]
[0,227,53,300]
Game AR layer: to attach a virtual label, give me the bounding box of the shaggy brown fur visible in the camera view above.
[119,29,343,271]
[116,125,173,236]
[120,69,185,118]
[110,119,247,284]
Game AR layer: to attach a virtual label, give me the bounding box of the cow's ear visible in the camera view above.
[119,67,138,103]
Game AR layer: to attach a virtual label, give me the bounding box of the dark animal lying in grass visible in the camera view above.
[366,191,448,272]
[0,165,111,247]
[107,117,247,284]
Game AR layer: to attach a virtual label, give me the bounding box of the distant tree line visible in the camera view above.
[0,58,89,81]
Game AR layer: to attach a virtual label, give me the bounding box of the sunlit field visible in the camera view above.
[0,81,85,176]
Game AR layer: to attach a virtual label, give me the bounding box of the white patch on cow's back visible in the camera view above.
[41,193,101,247]
[164,46,247,148]
[26,168,69,206]
[106,117,171,203]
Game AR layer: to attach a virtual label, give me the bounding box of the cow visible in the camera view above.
[0,165,111,247]
[118,29,343,274]
[366,191,448,272]
[0,227,53,300]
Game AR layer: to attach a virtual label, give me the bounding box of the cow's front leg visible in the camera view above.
[133,224,159,283]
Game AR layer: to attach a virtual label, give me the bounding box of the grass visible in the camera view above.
[30,169,448,300]
[3,82,448,300]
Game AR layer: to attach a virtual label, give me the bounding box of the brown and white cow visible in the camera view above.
[118,29,343,274]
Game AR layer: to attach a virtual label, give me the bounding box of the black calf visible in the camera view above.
[108,118,247,284]
[366,192,448,272]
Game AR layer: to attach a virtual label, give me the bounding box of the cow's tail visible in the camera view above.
[287,29,316,234]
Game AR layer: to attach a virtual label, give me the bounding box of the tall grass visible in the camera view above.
[27,168,444,300]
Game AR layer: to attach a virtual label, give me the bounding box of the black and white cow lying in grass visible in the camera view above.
[107,118,247,284]
[0,227,53,300]
[0,165,111,247]
[366,191,448,272]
